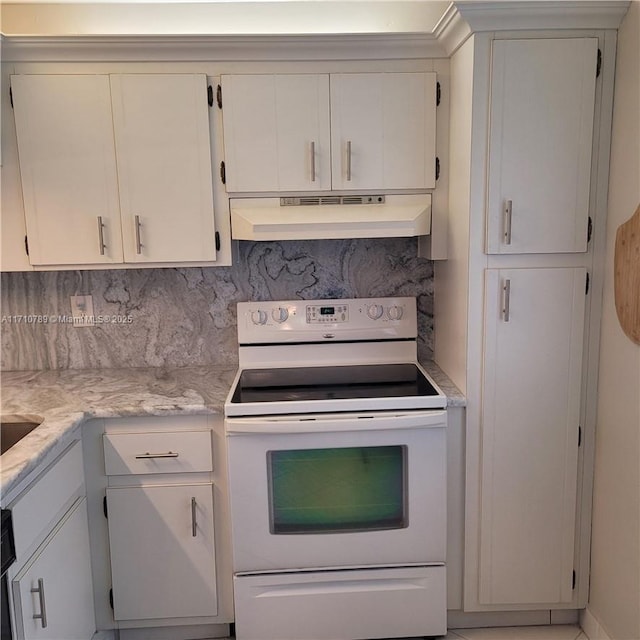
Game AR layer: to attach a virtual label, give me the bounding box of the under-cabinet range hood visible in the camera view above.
[229,194,431,241]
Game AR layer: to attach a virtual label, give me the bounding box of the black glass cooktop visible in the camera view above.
[230,363,439,404]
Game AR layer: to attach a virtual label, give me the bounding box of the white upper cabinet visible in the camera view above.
[11,75,123,266]
[486,38,598,254]
[111,74,217,263]
[221,74,331,192]
[11,73,217,267]
[221,72,437,193]
[330,72,437,190]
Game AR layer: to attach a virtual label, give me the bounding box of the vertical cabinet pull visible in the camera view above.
[502,279,511,322]
[97,216,106,256]
[310,141,316,183]
[134,215,143,255]
[31,578,48,628]
[346,140,352,181]
[191,497,197,537]
[503,200,513,244]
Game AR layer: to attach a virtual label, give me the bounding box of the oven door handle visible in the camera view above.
[225,410,446,434]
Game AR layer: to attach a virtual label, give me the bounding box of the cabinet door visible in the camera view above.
[106,483,217,620]
[221,74,331,192]
[479,267,586,605]
[11,75,123,265]
[111,74,217,263]
[486,38,598,254]
[330,72,437,190]
[12,498,96,640]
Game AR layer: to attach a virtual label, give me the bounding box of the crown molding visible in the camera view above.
[453,1,630,33]
[0,32,449,62]
[433,2,473,57]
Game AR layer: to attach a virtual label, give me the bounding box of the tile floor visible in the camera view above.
[443,625,586,640]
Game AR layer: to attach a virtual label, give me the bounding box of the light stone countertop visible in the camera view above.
[0,362,464,501]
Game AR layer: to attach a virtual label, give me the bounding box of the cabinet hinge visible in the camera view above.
[587,216,593,244]
[220,161,226,185]
[435,157,440,181]
[596,49,602,78]
[586,272,590,295]
[109,588,114,610]
[9,86,13,109]
[215,231,221,252]
[24,235,29,256]
[207,85,214,108]
[216,84,223,109]
[572,570,577,590]
[436,81,441,107]
[578,426,582,447]
[103,495,108,519]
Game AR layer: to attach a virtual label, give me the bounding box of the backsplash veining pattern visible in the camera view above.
[1,239,434,371]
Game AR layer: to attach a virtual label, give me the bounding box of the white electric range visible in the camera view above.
[225,297,447,640]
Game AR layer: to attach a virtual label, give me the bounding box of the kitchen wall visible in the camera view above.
[585,3,640,640]
[1,237,435,371]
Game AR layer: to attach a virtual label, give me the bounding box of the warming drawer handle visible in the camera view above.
[134,451,180,459]
[31,578,48,628]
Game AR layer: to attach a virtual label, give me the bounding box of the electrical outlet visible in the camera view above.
[70,295,95,327]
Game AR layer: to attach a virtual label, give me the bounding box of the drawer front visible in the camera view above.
[234,565,446,640]
[104,431,213,475]
[10,440,84,562]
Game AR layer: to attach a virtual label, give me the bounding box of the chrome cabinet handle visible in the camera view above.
[502,279,511,322]
[31,578,48,628]
[134,451,179,459]
[503,200,513,244]
[310,141,316,182]
[191,497,197,537]
[97,216,106,256]
[346,140,352,181]
[134,215,142,255]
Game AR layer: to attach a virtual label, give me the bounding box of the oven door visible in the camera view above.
[225,410,446,573]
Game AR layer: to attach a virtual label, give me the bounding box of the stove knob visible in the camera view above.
[388,305,403,321]
[272,307,289,323]
[367,304,384,320]
[250,309,268,325]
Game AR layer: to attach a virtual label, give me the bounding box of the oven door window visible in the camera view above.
[268,445,407,534]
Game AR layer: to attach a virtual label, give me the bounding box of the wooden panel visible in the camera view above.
[111,74,216,263]
[107,483,217,620]
[486,38,598,254]
[11,74,123,265]
[103,430,213,475]
[614,203,640,344]
[479,267,586,605]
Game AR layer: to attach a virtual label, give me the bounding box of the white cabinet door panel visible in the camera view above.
[12,498,96,640]
[330,72,437,190]
[111,74,217,263]
[11,75,123,265]
[221,74,331,192]
[479,267,586,605]
[107,483,217,621]
[486,38,598,254]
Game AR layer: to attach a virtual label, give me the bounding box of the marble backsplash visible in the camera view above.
[1,238,434,371]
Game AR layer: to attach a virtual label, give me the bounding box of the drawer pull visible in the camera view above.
[31,578,48,628]
[134,451,179,459]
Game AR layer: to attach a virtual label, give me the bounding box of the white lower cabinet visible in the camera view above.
[479,267,586,605]
[12,497,95,640]
[106,483,217,621]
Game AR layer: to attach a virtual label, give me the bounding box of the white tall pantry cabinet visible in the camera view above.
[436,26,617,615]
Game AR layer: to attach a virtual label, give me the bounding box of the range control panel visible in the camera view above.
[237,297,417,344]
